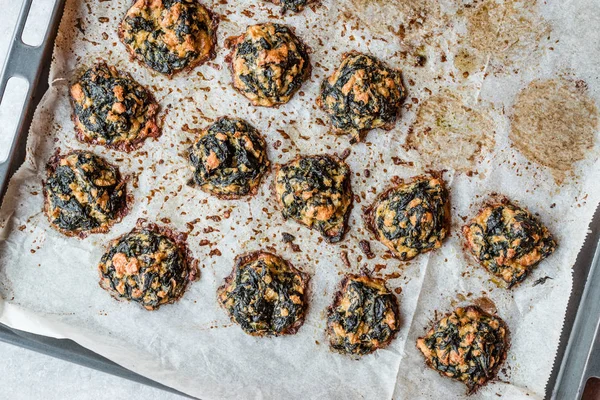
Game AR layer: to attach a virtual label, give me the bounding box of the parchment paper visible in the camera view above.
[1,0,600,398]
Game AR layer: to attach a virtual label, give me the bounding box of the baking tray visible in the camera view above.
[0,0,191,397]
[0,0,598,399]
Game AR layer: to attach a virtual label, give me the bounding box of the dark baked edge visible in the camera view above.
[98,218,199,310]
[43,149,133,239]
[216,250,310,336]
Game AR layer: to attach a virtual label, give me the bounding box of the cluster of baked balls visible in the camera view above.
[41,0,559,394]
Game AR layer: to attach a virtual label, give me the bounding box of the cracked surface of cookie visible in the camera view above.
[463,199,557,287]
[227,23,311,107]
[44,151,129,237]
[363,175,449,261]
[98,221,197,311]
[274,154,352,243]
[318,52,405,143]
[327,274,400,356]
[217,251,308,336]
[416,306,508,393]
[70,63,160,152]
[188,117,270,199]
[119,0,218,76]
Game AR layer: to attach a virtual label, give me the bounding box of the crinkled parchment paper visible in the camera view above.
[1,0,600,398]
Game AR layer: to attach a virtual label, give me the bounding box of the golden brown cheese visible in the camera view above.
[363,175,449,261]
[119,0,218,76]
[217,251,308,336]
[274,154,353,243]
[227,23,311,107]
[98,220,198,311]
[44,151,129,237]
[327,274,400,356]
[317,52,405,143]
[463,199,557,287]
[70,63,160,152]
[188,117,270,199]
[416,306,508,393]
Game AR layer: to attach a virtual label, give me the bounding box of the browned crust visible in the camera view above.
[190,171,270,200]
[99,218,199,308]
[416,305,510,395]
[316,51,406,143]
[42,149,133,239]
[69,63,161,153]
[272,154,353,243]
[186,117,272,200]
[460,194,555,289]
[224,23,312,109]
[362,172,450,259]
[217,250,310,336]
[117,0,220,79]
[326,272,401,355]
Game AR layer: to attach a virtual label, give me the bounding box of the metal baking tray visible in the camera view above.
[0,1,598,398]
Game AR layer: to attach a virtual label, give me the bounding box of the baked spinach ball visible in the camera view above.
[317,52,405,143]
[70,62,160,152]
[363,175,449,261]
[463,199,557,287]
[265,0,313,14]
[327,274,400,356]
[188,117,270,199]
[119,0,218,76]
[274,154,352,243]
[44,151,129,237]
[227,23,311,107]
[217,251,308,336]
[417,306,509,394]
[98,221,197,310]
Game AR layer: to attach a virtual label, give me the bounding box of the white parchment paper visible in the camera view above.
[1,0,600,398]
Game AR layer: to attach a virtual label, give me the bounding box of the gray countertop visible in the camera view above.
[0,1,184,398]
[0,342,184,399]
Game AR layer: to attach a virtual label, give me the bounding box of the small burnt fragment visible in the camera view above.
[358,240,375,259]
[416,306,508,393]
[266,0,313,13]
[363,175,449,261]
[462,199,557,287]
[533,276,553,286]
[70,63,160,152]
[98,220,197,311]
[119,0,218,76]
[217,251,308,336]
[274,154,353,243]
[281,232,296,243]
[188,117,270,199]
[327,274,400,356]
[317,52,405,143]
[44,151,129,237]
[227,23,311,107]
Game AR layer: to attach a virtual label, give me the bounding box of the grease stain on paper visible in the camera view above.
[456,0,551,74]
[406,91,496,173]
[510,78,599,184]
[343,0,442,43]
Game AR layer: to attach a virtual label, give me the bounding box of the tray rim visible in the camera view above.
[0,0,598,399]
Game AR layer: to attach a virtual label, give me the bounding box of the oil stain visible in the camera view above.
[457,0,551,74]
[454,47,486,77]
[406,91,496,173]
[343,0,442,44]
[510,78,599,184]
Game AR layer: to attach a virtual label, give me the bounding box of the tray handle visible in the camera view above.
[0,0,65,198]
